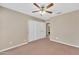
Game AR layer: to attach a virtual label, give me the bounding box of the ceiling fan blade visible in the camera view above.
[46,3,54,9]
[33,3,40,8]
[46,11,53,14]
[32,10,40,13]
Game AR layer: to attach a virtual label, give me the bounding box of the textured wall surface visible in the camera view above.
[0,6,44,51]
[50,10,79,47]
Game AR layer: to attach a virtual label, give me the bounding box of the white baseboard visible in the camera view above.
[0,42,28,52]
[50,39,79,48]
[0,37,46,52]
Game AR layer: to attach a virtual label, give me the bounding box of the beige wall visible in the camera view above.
[0,6,44,51]
[49,10,79,47]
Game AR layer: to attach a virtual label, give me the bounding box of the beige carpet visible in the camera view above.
[2,38,79,55]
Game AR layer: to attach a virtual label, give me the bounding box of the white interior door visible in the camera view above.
[28,20,46,42]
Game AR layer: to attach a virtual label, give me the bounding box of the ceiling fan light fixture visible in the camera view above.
[32,3,54,15]
[39,11,46,15]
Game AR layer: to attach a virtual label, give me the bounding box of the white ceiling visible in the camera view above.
[0,3,79,20]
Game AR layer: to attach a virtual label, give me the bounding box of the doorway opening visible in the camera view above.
[46,23,50,37]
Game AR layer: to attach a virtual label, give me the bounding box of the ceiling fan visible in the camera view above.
[32,3,54,16]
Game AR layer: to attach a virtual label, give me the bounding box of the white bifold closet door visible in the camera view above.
[28,20,46,42]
